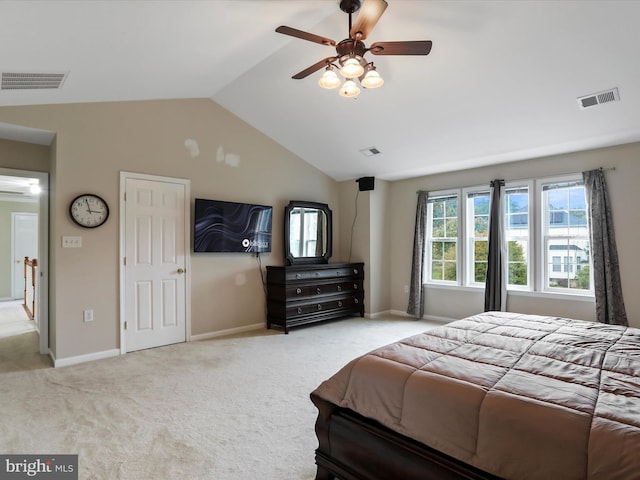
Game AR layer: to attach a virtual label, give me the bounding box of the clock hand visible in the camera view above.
[85,198,94,214]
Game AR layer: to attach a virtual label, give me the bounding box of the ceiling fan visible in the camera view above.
[275,0,432,97]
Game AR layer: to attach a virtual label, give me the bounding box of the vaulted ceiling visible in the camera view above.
[1,0,639,181]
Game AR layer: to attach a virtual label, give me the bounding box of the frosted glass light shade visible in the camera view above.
[339,58,364,78]
[339,79,361,97]
[318,69,340,89]
[361,69,384,88]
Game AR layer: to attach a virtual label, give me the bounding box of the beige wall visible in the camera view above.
[0,138,50,172]
[389,142,640,327]
[2,99,638,361]
[0,99,340,361]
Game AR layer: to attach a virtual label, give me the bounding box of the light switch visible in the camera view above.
[62,236,82,248]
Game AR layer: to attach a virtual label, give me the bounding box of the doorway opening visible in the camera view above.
[0,168,49,359]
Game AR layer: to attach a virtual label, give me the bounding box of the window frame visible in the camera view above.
[463,186,490,288]
[537,174,593,296]
[425,190,460,285]
[503,180,533,290]
[422,174,593,299]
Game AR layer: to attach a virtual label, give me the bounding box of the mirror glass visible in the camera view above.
[284,201,332,265]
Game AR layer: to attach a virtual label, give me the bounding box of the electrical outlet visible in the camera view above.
[62,236,83,248]
[83,309,94,322]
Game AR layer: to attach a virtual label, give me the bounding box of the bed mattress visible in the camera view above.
[312,312,640,479]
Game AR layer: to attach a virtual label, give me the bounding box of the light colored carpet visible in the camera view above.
[0,300,36,338]
[0,315,442,479]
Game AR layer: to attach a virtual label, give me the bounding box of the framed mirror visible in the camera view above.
[284,201,332,265]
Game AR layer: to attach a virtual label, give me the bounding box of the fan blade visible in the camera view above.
[369,40,433,55]
[276,26,336,46]
[292,57,338,79]
[350,0,388,40]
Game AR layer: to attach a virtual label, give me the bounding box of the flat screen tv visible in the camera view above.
[194,198,272,253]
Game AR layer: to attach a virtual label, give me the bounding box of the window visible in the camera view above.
[427,193,458,283]
[465,191,490,285]
[423,174,591,297]
[542,180,590,292]
[504,186,530,288]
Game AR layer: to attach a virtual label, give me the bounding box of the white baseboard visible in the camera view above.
[53,348,120,368]
[389,309,455,324]
[190,323,263,342]
[423,314,456,324]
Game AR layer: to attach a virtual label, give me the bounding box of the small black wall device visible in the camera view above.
[357,176,375,191]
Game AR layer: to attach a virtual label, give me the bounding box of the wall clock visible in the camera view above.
[69,193,110,228]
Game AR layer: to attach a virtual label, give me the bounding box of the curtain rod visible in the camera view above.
[416,166,616,194]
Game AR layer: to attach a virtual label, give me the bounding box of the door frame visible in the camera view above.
[118,171,191,354]
[0,167,49,355]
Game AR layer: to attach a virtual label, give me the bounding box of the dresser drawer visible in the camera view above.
[285,296,362,319]
[284,265,362,282]
[283,280,361,299]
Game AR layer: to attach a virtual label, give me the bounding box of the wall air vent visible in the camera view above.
[1,72,67,90]
[359,146,381,157]
[577,87,619,110]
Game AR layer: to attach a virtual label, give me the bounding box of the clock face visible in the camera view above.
[69,194,109,228]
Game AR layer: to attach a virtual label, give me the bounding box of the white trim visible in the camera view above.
[190,323,263,341]
[390,309,455,324]
[424,314,456,324]
[366,310,393,319]
[52,348,120,368]
[508,289,594,302]
[424,282,593,301]
[119,171,191,354]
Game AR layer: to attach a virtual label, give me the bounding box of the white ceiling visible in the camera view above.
[1,0,639,182]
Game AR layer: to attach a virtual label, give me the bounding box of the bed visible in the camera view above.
[310,312,640,480]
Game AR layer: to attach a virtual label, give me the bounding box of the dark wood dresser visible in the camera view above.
[266,262,365,333]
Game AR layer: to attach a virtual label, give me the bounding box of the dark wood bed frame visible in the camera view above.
[311,393,501,480]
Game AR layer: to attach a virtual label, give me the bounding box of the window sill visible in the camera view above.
[423,283,595,302]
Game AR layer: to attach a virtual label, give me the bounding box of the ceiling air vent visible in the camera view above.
[359,146,381,157]
[1,72,67,90]
[577,87,619,110]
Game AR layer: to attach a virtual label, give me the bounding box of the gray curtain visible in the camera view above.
[583,169,628,326]
[407,191,428,318]
[484,180,507,312]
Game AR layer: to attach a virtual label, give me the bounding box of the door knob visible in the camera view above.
[177,268,185,274]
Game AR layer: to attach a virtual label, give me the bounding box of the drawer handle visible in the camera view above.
[317,304,322,311]
[315,272,320,277]
[316,287,321,294]
[297,307,303,314]
[353,268,359,274]
[336,271,341,276]
[338,301,343,307]
[296,288,302,295]
[353,284,358,289]
[354,298,359,304]
[296,273,301,279]
[337,285,342,292]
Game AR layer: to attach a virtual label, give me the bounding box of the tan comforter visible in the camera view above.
[312,312,640,479]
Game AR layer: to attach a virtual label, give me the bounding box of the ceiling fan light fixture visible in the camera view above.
[339,79,361,98]
[339,57,365,78]
[318,67,341,89]
[361,67,384,89]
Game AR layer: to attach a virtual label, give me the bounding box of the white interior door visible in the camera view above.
[11,212,38,300]
[122,175,189,352]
